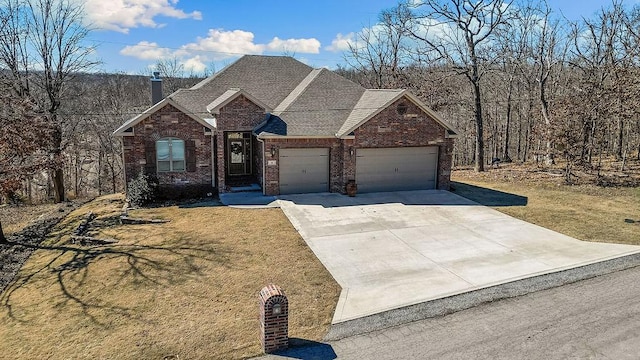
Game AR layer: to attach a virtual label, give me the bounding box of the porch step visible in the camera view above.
[229,183,262,192]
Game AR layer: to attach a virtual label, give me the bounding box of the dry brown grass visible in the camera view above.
[0,194,340,359]
[453,167,640,245]
[0,203,61,235]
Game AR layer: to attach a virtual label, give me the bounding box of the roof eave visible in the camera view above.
[336,90,461,138]
[256,133,337,140]
[207,89,273,115]
[113,97,215,136]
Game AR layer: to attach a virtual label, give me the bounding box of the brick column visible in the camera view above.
[259,284,288,353]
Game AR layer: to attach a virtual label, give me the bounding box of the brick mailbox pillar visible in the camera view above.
[259,284,288,353]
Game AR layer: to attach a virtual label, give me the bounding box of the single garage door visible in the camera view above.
[356,147,438,193]
[279,148,330,194]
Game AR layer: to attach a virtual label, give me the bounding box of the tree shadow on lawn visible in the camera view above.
[0,234,231,327]
[451,181,528,207]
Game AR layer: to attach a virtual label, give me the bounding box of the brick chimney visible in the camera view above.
[151,71,163,105]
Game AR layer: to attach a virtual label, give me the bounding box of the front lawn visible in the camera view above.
[0,194,340,359]
[452,168,640,245]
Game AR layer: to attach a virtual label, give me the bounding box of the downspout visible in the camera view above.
[255,136,266,195]
[120,137,127,193]
[211,131,216,191]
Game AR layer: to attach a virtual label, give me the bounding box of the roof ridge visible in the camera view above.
[272,68,323,114]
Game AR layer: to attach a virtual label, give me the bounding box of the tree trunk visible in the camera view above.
[516,100,522,162]
[53,168,65,203]
[51,122,65,203]
[539,82,554,165]
[97,151,103,196]
[0,220,7,243]
[111,162,117,194]
[473,80,485,172]
[503,78,513,162]
[616,117,623,161]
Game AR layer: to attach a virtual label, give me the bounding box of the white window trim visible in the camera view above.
[157,138,186,172]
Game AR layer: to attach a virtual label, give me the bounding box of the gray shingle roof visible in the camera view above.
[170,55,314,119]
[118,55,457,138]
[274,68,366,136]
[253,114,287,136]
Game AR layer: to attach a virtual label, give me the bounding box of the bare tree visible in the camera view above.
[402,0,513,172]
[569,1,628,166]
[529,2,568,165]
[0,79,53,199]
[345,5,412,88]
[0,0,98,203]
[0,79,53,241]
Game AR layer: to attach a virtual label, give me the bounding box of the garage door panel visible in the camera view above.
[356,147,438,193]
[279,148,329,194]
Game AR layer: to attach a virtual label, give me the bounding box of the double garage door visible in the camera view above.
[278,146,438,195]
[356,147,438,193]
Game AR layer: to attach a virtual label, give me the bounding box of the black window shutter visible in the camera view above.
[186,140,196,172]
[145,141,157,174]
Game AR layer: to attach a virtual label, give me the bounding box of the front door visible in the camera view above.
[226,132,252,176]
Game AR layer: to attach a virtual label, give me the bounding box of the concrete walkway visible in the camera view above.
[219,191,279,208]
[278,190,640,324]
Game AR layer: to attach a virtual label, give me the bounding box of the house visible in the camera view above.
[113,55,457,198]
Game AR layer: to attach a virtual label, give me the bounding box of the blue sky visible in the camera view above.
[84,0,634,75]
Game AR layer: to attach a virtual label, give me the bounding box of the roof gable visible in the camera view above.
[113,97,215,136]
[336,90,459,138]
[206,88,272,114]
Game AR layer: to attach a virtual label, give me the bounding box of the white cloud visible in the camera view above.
[182,55,207,74]
[266,37,320,54]
[120,28,322,67]
[176,29,265,60]
[325,32,355,52]
[84,0,202,33]
[119,41,172,60]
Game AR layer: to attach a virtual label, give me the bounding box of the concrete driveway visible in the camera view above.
[277,190,640,324]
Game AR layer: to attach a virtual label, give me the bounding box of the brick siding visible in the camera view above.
[353,97,453,190]
[260,96,453,195]
[122,96,453,198]
[121,103,214,198]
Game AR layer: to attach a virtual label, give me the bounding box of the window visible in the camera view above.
[396,102,408,115]
[156,138,185,172]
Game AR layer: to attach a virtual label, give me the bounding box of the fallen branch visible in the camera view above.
[120,216,170,225]
[69,235,119,246]
[74,212,96,236]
